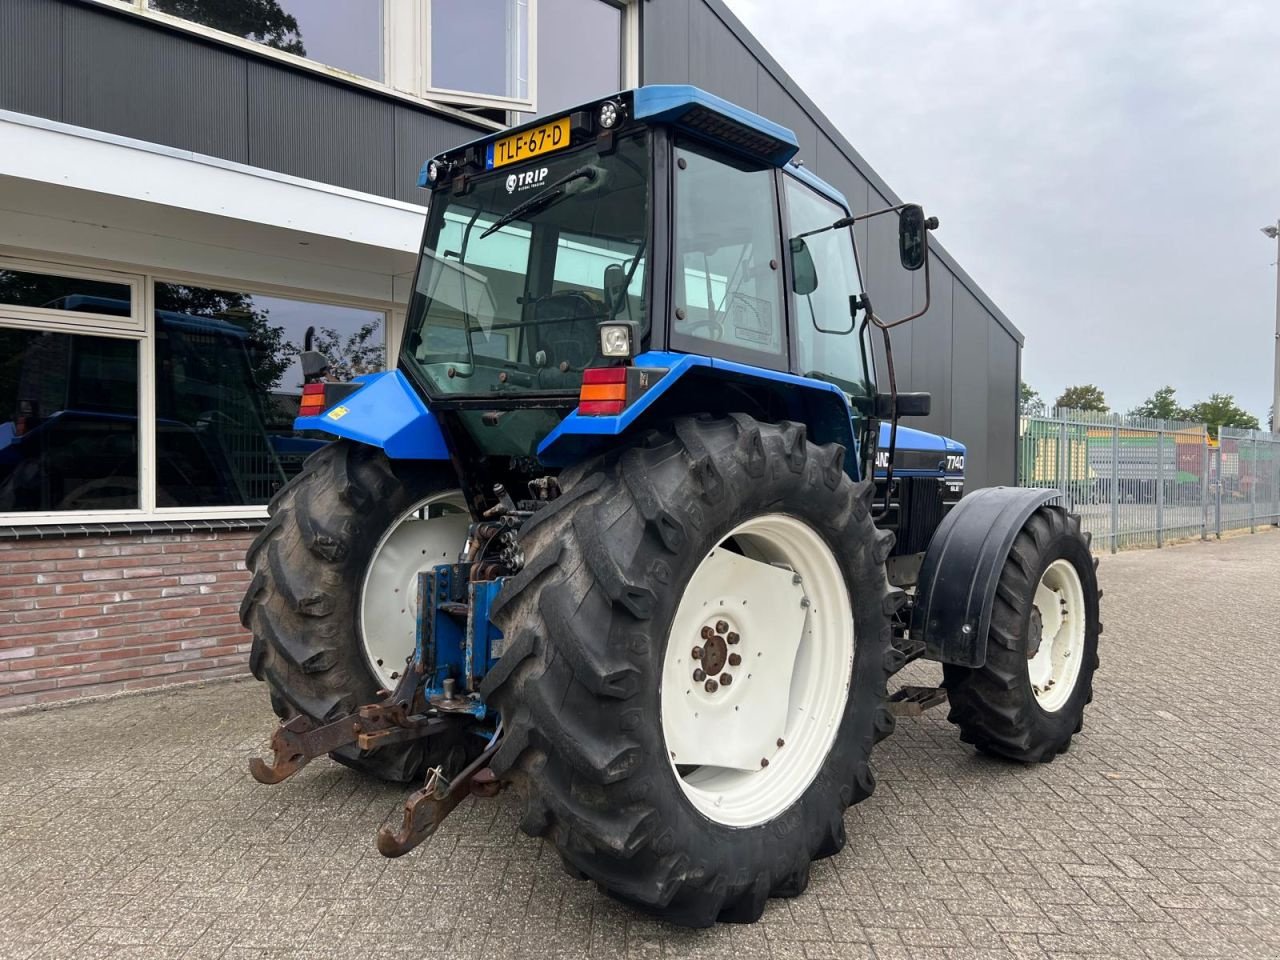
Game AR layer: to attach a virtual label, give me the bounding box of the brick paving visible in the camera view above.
[1,530,1278,959]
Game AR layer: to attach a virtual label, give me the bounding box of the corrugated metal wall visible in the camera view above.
[643,0,1025,489]
[0,0,484,205]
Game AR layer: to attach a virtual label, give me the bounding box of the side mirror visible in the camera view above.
[898,204,928,272]
[603,262,629,315]
[790,237,819,296]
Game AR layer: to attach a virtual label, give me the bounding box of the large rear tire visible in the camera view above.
[942,506,1101,763]
[241,440,470,783]
[482,416,901,926]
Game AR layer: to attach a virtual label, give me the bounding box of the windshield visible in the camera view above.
[402,132,650,396]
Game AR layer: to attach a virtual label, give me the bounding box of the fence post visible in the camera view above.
[1215,444,1222,538]
[1250,434,1258,534]
[1110,420,1119,553]
[1058,418,1068,504]
[1155,424,1165,547]
[1201,430,1209,541]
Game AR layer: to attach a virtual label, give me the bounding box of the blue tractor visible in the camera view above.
[245,86,1100,925]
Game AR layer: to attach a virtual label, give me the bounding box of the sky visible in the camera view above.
[723,0,1280,421]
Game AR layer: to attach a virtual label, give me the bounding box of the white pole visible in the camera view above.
[1272,220,1280,433]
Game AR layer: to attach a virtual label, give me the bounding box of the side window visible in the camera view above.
[673,140,784,358]
[784,177,870,398]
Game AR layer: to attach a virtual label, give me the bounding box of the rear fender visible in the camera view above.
[293,369,450,460]
[910,486,1060,667]
[536,351,861,478]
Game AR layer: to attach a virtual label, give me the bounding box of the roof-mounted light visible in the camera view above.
[598,100,621,130]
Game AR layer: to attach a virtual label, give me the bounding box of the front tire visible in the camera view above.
[482,416,901,926]
[241,440,470,782]
[942,506,1101,763]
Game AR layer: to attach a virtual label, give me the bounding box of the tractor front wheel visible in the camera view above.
[482,415,901,926]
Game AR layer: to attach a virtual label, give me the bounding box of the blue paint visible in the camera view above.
[293,369,450,460]
[785,164,849,210]
[537,351,855,466]
[632,85,799,166]
[878,422,964,455]
[466,579,504,690]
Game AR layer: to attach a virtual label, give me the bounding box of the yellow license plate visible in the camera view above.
[486,116,571,170]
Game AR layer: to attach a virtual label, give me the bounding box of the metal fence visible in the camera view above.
[1018,410,1280,552]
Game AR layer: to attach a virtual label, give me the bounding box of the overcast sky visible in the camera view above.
[724,0,1280,421]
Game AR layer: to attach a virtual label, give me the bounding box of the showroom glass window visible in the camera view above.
[0,268,141,512]
[152,283,385,507]
[147,0,385,81]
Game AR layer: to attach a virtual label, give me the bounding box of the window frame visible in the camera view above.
[0,255,393,527]
[87,0,638,123]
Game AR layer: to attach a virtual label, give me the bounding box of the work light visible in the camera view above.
[598,101,620,129]
[598,321,635,358]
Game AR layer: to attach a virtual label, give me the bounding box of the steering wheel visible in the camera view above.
[680,316,724,340]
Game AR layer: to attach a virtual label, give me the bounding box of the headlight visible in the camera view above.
[598,322,633,358]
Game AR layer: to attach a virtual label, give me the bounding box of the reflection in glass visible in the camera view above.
[0,268,131,314]
[516,0,621,120]
[431,0,529,100]
[152,283,384,506]
[149,0,384,81]
[0,329,139,511]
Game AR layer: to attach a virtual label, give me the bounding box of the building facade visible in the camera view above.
[0,0,1021,708]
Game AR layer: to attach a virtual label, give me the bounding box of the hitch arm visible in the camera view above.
[249,710,449,785]
[376,735,503,858]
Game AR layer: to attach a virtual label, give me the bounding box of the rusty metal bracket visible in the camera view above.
[376,736,502,858]
[887,685,948,717]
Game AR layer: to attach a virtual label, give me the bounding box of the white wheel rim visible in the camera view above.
[1027,559,1086,713]
[359,491,470,689]
[659,513,854,828]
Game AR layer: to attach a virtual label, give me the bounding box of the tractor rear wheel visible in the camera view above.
[942,506,1100,763]
[482,415,901,926]
[241,440,471,782]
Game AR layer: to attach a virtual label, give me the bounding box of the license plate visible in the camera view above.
[486,116,571,170]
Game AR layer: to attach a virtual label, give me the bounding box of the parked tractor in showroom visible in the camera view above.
[244,86,1100,926]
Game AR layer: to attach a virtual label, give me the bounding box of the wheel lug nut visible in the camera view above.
[760,758,769,768]
[719,673,732,686]
[701,626,715,640]
[693,668,705,682]
[726,632,739,645]
[704,679,718,693]
[776,738,785,748]
[715,620,729,634]
[728,653,741,666]
[691,646,703,660]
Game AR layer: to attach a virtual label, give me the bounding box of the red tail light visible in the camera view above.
[578,367,627,415]
[299,381,327,415]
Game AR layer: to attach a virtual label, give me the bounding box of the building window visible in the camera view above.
[429,0,529,104]
[518,0,622,120]
[0,329,140,512]
[146,0,385,81]
[152,282,386,507]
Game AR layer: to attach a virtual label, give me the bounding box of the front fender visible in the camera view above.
[293,369,449,460]
[911,486,1061,667]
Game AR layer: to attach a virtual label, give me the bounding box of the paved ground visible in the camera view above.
[2,531,1279,960]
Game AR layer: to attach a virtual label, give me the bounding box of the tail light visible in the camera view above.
[578,367,627,415]
[299,381,328,416]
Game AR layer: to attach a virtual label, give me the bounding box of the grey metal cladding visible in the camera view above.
[950,283,992,489]
[986,323,1019,489]
[394,107,483,204]
[63,4,249,162]
[247,62,395,197]
[0,0,63,121]
[910,265,954,440]
[688,0,756,108]
[640,0,692,84]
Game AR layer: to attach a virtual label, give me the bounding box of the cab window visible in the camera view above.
[672,140,784,360]
[783,176,871,399]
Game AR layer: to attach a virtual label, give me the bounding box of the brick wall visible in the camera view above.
[0,531,255,710]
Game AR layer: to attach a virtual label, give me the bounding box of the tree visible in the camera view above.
[1054,384,1108,413]
[154,284,295,392]
[1129,385,1189,422]
[150,0,306,55]
[312,320,385,382]
[1020,381,1046,416]
[1185,394,1260,439]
